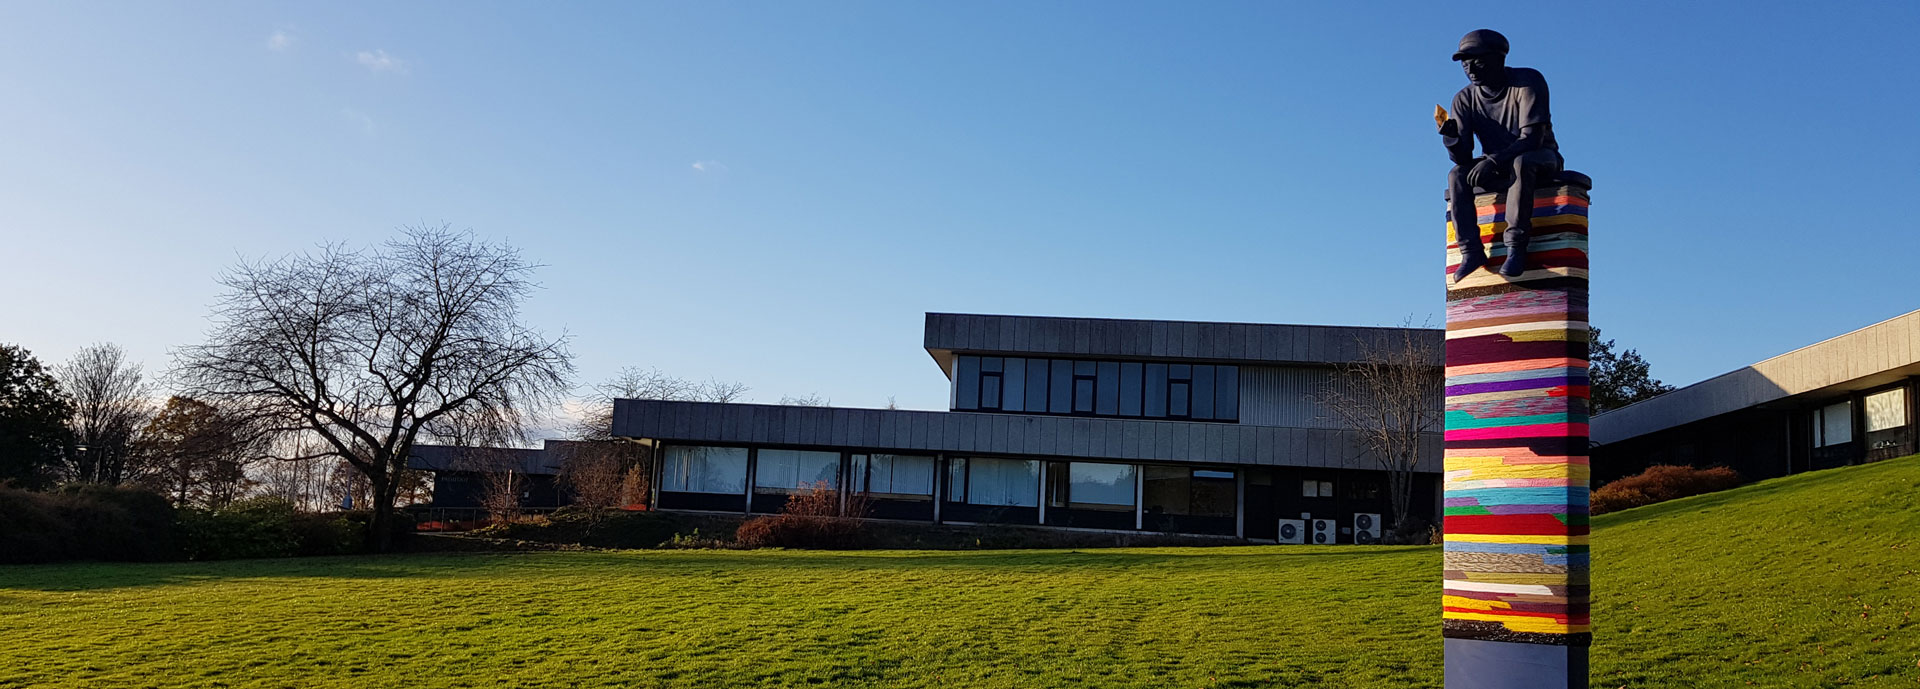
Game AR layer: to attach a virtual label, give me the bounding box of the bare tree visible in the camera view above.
[171,226,573,550]
[460,447,525,523]
[555,441,632,525]
[1319,325,1443,536]
[571,367,749,441]
[54,343,153,484]
[778,393,830,407]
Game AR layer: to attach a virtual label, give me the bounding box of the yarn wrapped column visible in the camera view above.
[1441,180,1592,688]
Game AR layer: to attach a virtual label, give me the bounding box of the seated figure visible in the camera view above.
[1439,29,1569,282]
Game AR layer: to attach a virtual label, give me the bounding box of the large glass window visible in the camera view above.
[1068,462,1136,510]
[754,449,839,492]
[1815,401,1853,447]
[661,445,749,494]
[1865,389,1907,432]
[1143,466,1236,517]
[966,458,1040,507]
[850,454,936,497]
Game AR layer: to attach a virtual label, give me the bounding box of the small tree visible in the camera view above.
[172,226,572,550]
[1588,327,1675,413]
[556,442,630,524]
[1320,326,1443,537]
[0,344,74,489]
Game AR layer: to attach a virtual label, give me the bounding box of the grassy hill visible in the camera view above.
[0,455,1914,688]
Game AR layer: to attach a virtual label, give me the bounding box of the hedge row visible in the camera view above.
[0,486,394,564]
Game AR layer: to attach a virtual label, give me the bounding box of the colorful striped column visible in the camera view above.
[1441,180,1592,688]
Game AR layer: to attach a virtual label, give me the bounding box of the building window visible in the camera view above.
[1119,362,1144,417]
[1144,466,1236,518]
[980,357,1004,410]
[946,457,968,503]
[955,355,980,410]
[1049,360,1074,413]
[1026,359,1050,411]
[850,454,936,498]
[1814,401,1853,447]
[1302,479,1335,498]
[1072,361,1097,414]
[753,449,839,493]
[661,446,748,494]
[1145,363,1168,417]
[1002,358,1026,413]
[1068,462,1136,511]
[965,458,1040,507]
[1865,389,1907,432]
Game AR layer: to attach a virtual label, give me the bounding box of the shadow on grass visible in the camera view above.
[0,544,1435,592]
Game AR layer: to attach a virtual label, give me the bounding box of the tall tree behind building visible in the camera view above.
[0,344,74,489]
[172,226,573,550]
[1319,325,1443,536]
[53,343,153,484]
[1589,327,1675,413]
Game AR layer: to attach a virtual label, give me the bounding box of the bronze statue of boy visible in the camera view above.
[1438,29,1563,282]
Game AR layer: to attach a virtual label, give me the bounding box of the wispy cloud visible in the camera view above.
[691,160,729,174]
[267,30,296,52]
[341,108,375,134]
[355,49,408,74]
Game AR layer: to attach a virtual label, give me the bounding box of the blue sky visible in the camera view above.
[3,2,1917,415]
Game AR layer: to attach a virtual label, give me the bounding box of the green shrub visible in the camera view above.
[176,497,300,560]
[1591,464,1742,514]
[290,512,365,556]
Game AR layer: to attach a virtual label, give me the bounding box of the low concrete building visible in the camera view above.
[1591,309,1920,482]
[610,313,1444,542]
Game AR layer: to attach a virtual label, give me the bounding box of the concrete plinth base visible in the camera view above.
[1444,638,1588,689]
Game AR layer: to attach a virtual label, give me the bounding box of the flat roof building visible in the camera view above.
[611,313,1444,542]
[1592,309,1920,482]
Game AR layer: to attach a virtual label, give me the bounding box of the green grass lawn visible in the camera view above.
[2,456,1915,688]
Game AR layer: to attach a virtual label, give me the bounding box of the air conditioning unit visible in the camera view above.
[1310,519,1337,545]
[1276,519,1306,545]
[1354,513,1383,544]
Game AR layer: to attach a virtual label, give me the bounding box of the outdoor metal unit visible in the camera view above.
[1276,518,1306,544]
[1353,513,1383,544]
[1310,518,1336,544]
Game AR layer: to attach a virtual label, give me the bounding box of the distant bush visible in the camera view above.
[734,482,868,549]
[177,497,300,560]
[1591,465,1741,515]
[0,484,177,564]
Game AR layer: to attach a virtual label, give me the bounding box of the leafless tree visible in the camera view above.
[171,226,573,550]
[1319,324,1443,535]
[570,367,749,441]
[554,441,633,525]
[54,343,154,484]
[778,393,830,407]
